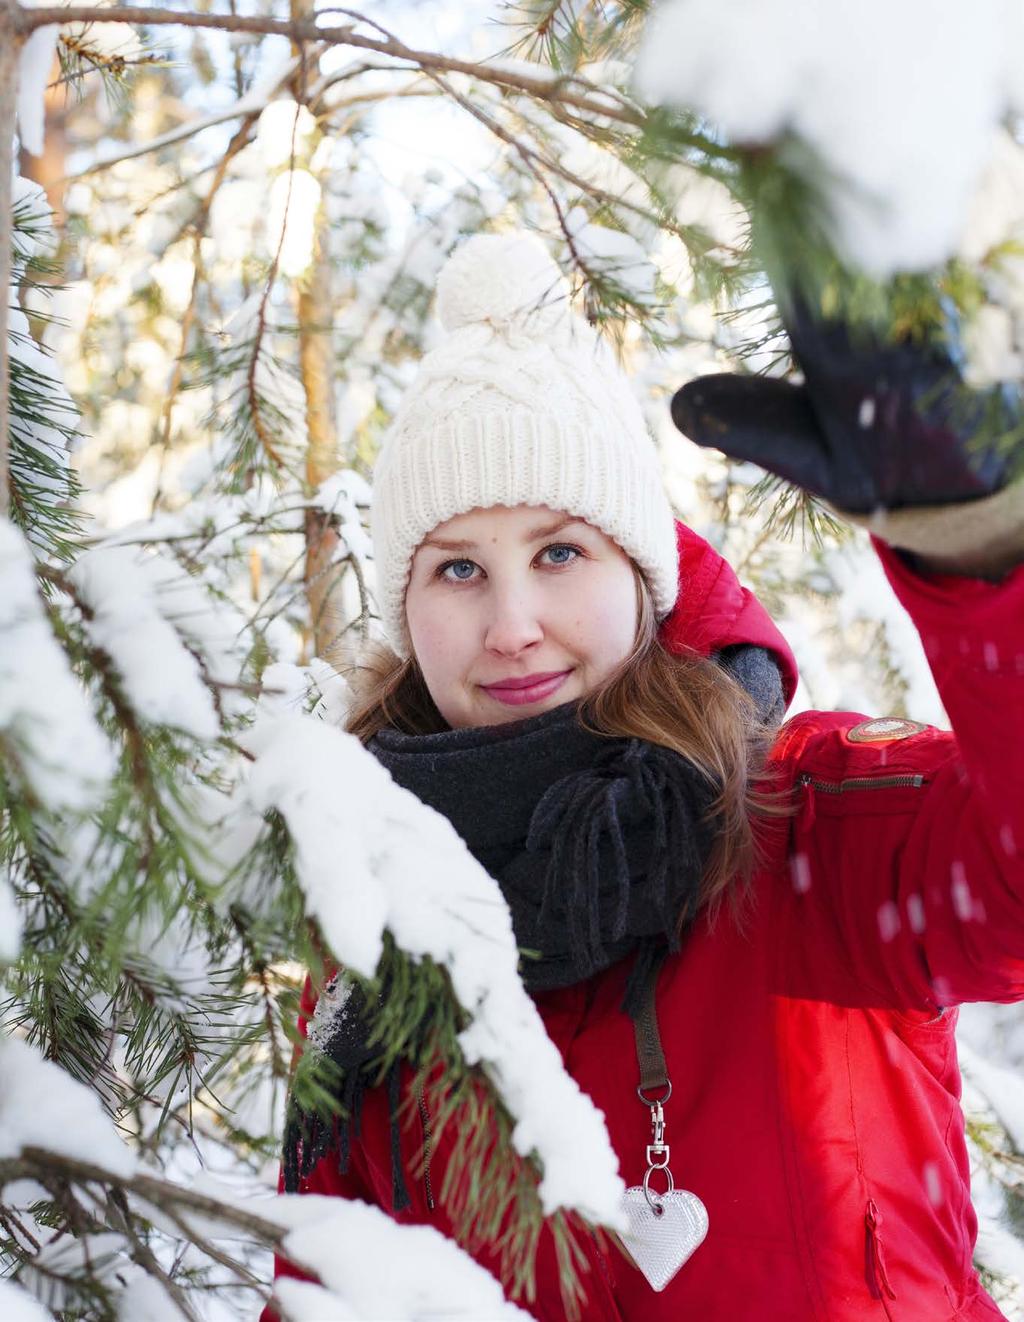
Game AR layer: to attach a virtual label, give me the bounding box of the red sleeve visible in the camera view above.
[775,543,1024,1012]
[875,541,1024,1004]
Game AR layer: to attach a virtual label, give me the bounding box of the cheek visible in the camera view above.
[566,570,637,668]
[406,592,470,685]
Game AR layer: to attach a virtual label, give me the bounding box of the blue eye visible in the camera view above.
[440,559,478,582]
[540,544,581,566]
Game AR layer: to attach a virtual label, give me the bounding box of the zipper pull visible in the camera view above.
[865,1199,897,1300]
[416,1087,436,1212]
[798,774,817,833]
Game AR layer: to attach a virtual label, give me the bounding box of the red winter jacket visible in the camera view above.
[264,527,1024,1322]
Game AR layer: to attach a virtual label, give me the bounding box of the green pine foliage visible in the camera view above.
[4,4,1024,1317]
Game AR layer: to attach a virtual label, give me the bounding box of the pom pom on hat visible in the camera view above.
[371,231,680,656]
[436,232,571,333]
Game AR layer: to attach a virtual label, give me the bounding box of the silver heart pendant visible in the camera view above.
[619,1186,709,1292]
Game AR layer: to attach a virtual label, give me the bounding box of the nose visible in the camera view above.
[483,584,544,658]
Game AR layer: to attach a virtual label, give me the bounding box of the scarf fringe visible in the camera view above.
[282,1060,410,1213]
[529,737,714,988]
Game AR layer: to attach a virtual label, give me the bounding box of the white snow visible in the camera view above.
[69,546,220,739]
[7,300,77,527]
[15,25,59,158]
[959,1038,1024,1153]
[131,1172,529,1318]
[0,863,23,964]
[267,170,323,278]
[634,0,1024,275]
[0,1033,136,1178]
[257,98,319,169]
[0,520,116,812]
[0,1278,53,1322]
[241,714,626,1228]
[271,1195,530,1320]
[114,1269,190,1321]
[565,206,658,304]
[962,304,1023,388]
[311,468,373,562]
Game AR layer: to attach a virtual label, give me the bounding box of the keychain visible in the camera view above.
[619,963,709,1292]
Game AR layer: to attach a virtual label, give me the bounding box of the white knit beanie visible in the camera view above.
[370,232,679,656]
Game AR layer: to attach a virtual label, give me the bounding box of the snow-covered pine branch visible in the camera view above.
[242,713,625,1226]
[0,1035,528,1320]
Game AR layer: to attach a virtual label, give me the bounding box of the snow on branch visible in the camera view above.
[635,0,1024,275]
[269,1195,530,1321]
[0,863,21,964]
[0,1035,529,1319]
[68,546,222,739]
[15,23,58,159]
[243,714,626,1228]
[0,520,115,812]
[0,1035,136,1178]
[0,1279,51,1322]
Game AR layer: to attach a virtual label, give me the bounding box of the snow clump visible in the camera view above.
[0,521,116,812]
[271,1195,531,1320]
[70,546,221,739]
[0,1034,136,1178]
[634,0,1024,276]
[0,1278,52,1322]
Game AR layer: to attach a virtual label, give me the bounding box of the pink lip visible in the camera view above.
[480,670,572,706]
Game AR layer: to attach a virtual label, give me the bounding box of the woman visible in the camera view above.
[265,233,1024,1320]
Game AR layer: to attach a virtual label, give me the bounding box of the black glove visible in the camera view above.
[671,301,1020,514]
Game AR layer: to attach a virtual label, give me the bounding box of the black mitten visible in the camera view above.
[671,302,1020,514]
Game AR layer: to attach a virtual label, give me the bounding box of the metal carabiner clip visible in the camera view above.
[642,1161,676,1215]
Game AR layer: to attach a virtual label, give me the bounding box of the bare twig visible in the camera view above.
[150,113,259,514]
[109,1189,203,1322]
[159,1199,266,1290]
[65,53,301,178]
[0,0,21,520]
[19,4,660,132]
[3,1147,291,1247]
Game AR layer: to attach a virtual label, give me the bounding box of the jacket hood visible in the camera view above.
[658,521,799,711]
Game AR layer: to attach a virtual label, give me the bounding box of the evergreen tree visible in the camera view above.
[2,1,1023,1317]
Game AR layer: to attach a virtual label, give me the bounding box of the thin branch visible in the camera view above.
[109,1189,202,1322]
[150,113,258,513]
[159,1199,266,1290]
[0,0,21,520]
[64,53,302,178]
[19,4,658,131]
[2,1148,291,1248]
[47,50,165,90]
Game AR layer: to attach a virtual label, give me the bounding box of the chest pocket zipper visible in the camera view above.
[798,773,927,830]
[799,773,927,792]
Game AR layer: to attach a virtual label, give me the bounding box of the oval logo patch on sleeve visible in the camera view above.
[847,717,928,744]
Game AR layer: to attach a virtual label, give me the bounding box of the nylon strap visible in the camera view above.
[633,952,669,1094]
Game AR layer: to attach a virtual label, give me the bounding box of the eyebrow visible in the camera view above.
[420,516,589,554]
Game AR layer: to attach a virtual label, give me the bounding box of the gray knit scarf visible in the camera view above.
[282,645,783,1201]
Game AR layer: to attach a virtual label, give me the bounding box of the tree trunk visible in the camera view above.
[291,0,346,665]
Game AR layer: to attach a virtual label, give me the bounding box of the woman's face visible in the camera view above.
[406,504,639,729]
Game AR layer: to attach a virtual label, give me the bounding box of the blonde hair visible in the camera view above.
[345,568,781,919]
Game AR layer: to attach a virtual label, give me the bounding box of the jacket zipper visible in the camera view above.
[799,773,926,792]
[798,773,926,832]
[416,1087,436,1212]
[865,1199,897,1315]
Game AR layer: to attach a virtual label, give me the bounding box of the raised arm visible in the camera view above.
[671,299,1024,1010]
